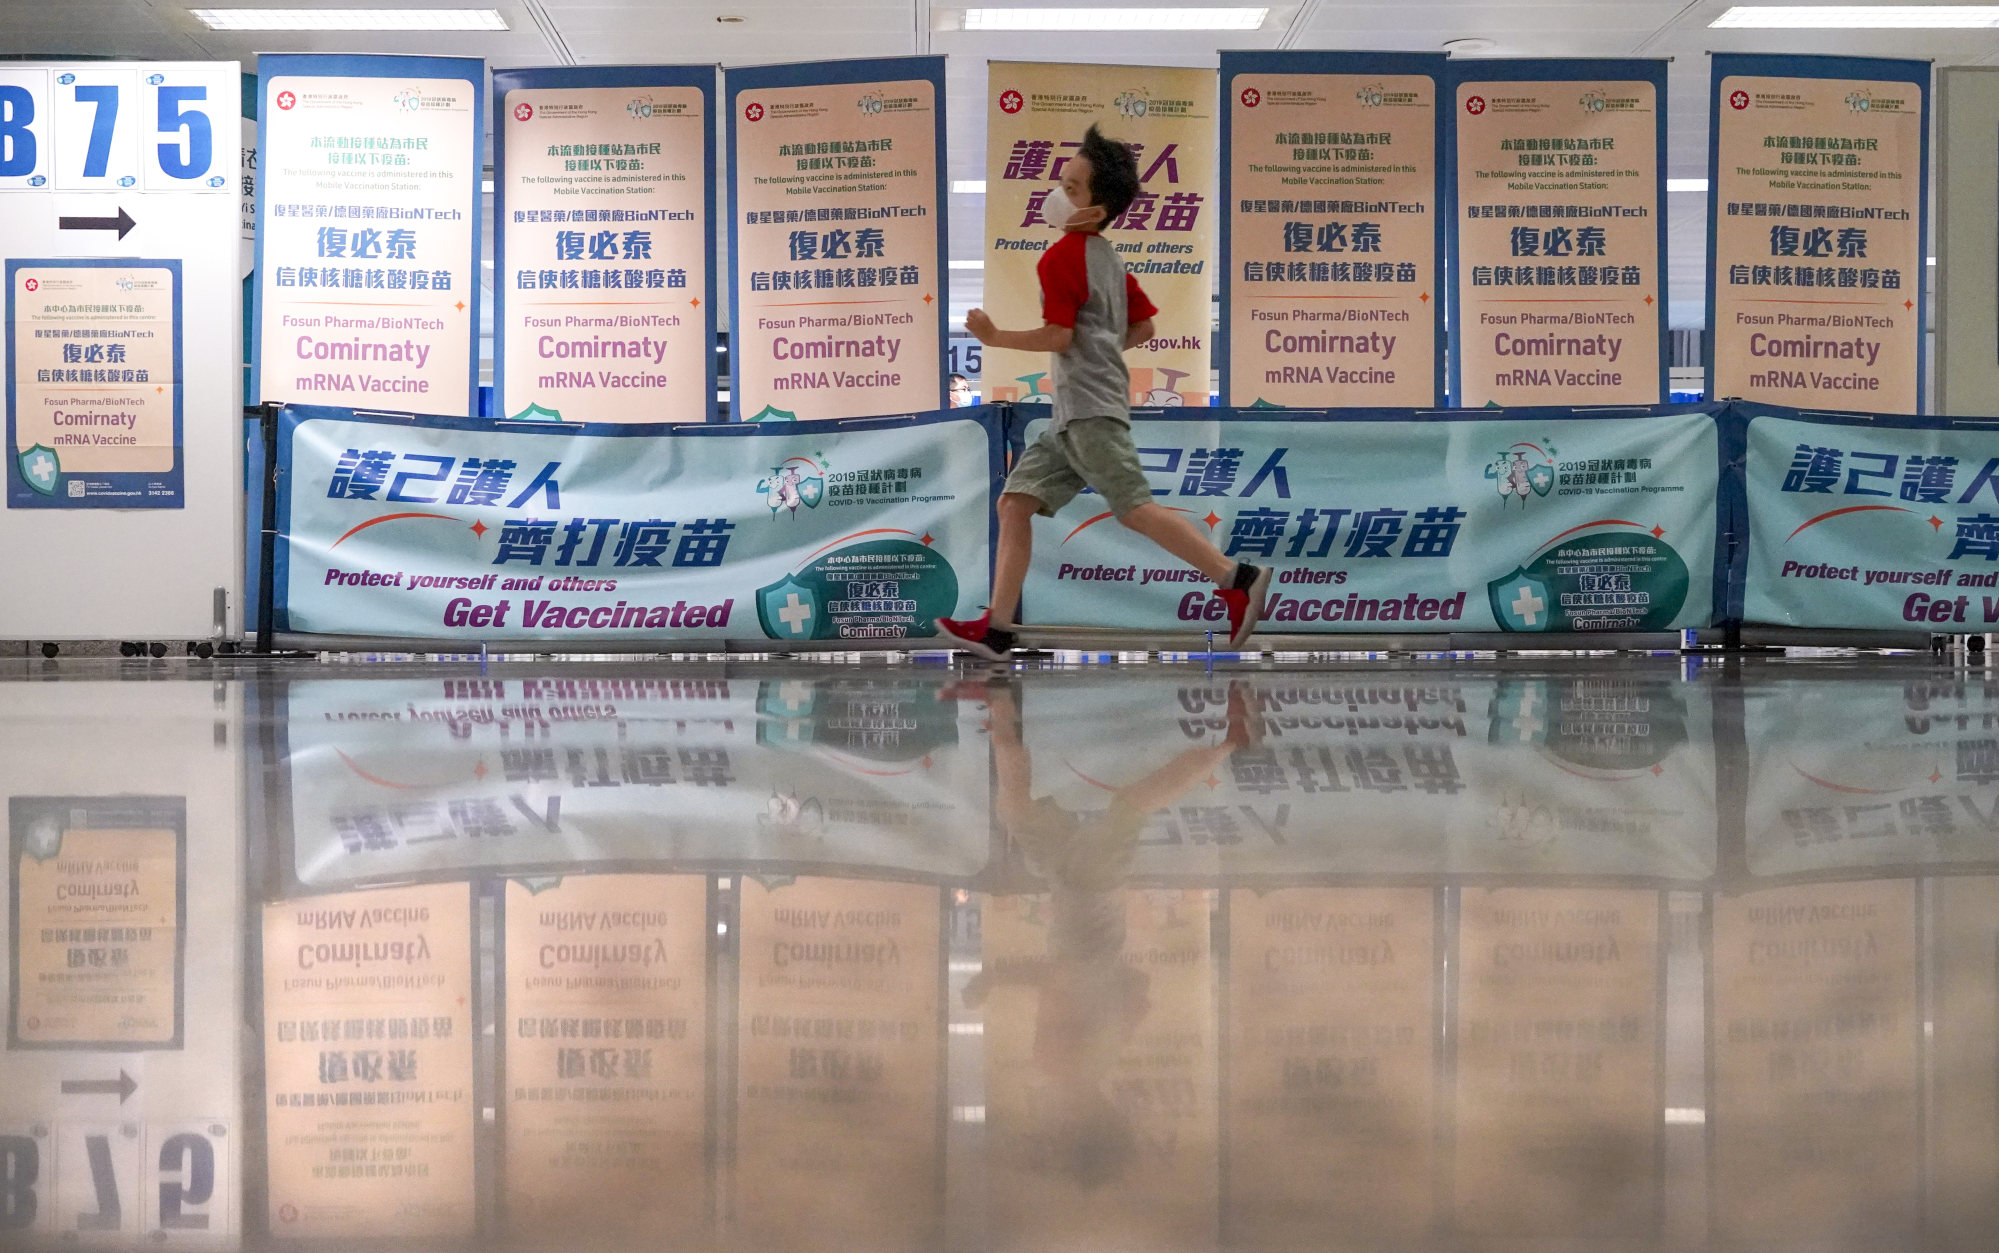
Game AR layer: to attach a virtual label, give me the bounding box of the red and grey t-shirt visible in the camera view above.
[1037,230,1157,429]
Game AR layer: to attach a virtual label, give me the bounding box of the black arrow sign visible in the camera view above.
[57,207,136,240]
[61,1070,136,1103]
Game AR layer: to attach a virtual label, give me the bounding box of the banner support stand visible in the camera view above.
[257,402,282,655]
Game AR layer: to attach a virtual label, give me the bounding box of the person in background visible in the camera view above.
[949,372,974,408]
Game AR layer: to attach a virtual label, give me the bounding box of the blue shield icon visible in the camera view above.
[18,445,58,496]
[1488,567,1556,632]
[1528,464,1554,496]
[1488,680,1552,744]
[796,475,824,508]
[758,576,820,641]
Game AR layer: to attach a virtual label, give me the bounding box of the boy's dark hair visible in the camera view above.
[1079,124,1139,225]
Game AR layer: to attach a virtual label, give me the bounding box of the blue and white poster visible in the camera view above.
[493,65,716,424]
[272,404,999,642]
[253,54,483,415]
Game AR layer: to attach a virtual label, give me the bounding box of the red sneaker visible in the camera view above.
[936,612,1017,661]
[1215,563,1272,648]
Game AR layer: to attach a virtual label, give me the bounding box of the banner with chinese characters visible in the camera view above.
[1711,880,1920,1242]
[501,874,709,1243]
[7,259,183,507]
[1226,888,1435,1242]
[261,882,476,1240]
[270,403,998,642]
[983,62,1217,409]
[280,676,992,889]
[493,66,714,424]
[1449,59,1667,408]
[1737,408,1999,631]
[735,876,942,1248]
[1706,54,1929,413]
[726,56,947,421]
[1454,887,1659,1237]
[254,55,482,415]
[1219,52,1445,408]
[1013,406,1720,634]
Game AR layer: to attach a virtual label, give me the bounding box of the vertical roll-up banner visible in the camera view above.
[493,67,717,424]
[253,55,483,416]
[1706,54,1929,413]
[726,56,947,422]
[1219,52,1446,408]
[1448,59,1668,408]
[983,62,1218,408]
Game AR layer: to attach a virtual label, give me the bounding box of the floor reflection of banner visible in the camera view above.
[1225,887,1434,1242]
[1016,672,1716,880]
[282,677,991,887]
[1711,880,1919,1243]
[501,875,708,1242]
[1454,887,1659,1236]
[1741,673,1999,873]
[735,876,941,1249]
[261,882,476,1241]
[981,889,1218,1249]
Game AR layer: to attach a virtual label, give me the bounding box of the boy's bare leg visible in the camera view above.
[988,492,1041,626]
[1118,502,1235,584]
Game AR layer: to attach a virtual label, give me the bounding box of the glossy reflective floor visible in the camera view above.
[3,652,1999,1250]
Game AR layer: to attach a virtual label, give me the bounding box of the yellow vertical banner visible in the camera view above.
[1454,887,1659,1236]
[980,888,1218,1248]
[1711,879,1919,1242]
[1707,55,1929,412]
[735,876,942,1248]
[1450,61,1667,407]
[261,882,476,1241]
[1219,52,1445,408]
[1225,887,1435,1243]
[501,874,709,1243]
[983,62,1217,408]
[726,57,948,422]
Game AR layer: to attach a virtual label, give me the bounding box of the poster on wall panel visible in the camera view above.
[735,876,941,1248]
[1454,887,1659,1236]
[981,889,1218,1248]
[0,61,236,513]
[253,55,482,415]
[726,56,947,422]
[1706,54,1928,413]
[493,66,715,425]
[501,875,709,1243]
[1736,407,1999,631]
[1014,406,1719,634]
[261,882,476,1240]
[270,404,998,642]
[281,677,993,889]
[7,259,183,507]
[1219,51,1445,408]
[1711,880,1919,1242]
[1226,888,1435,1242]
[1449,59,1667,408]
[983,62,1217,409]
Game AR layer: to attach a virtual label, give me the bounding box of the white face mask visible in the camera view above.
[1041,183,1086,230]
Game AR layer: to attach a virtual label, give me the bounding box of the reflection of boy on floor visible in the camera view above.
[959,679,1260,1188]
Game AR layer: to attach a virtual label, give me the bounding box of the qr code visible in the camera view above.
[66,480,84,498]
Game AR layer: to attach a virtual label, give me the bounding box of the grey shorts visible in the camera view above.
[1003,417,1153,518]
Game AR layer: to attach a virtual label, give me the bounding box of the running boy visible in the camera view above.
[938,125,1270,659]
